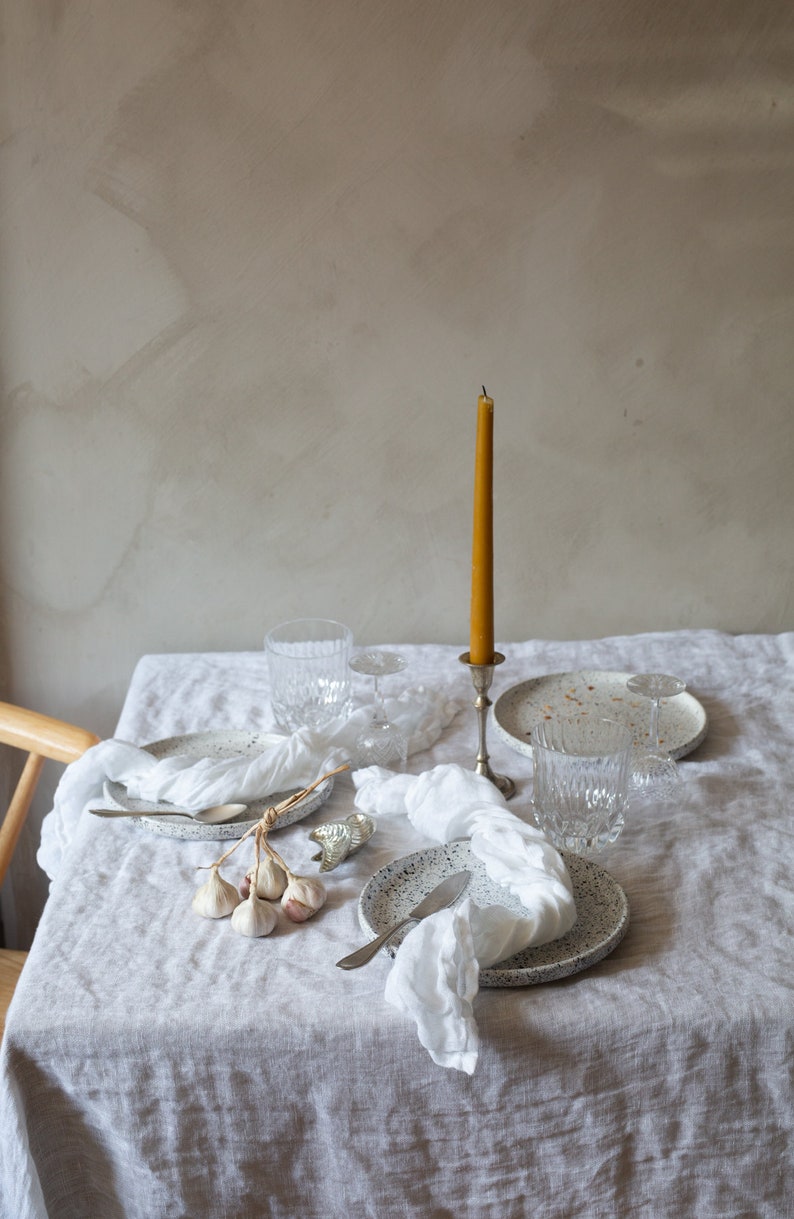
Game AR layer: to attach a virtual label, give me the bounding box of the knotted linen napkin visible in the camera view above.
[352,764,577,1074]
[38,687,461,881]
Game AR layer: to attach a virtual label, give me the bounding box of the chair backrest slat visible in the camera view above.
[0,701,100,887]
[0,702,99,765]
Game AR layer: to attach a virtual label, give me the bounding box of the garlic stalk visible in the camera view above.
[192,865,241,919]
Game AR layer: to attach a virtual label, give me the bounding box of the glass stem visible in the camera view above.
[649,697,661,749]
[372,675,386,725]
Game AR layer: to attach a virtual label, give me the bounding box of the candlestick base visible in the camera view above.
[459,652,516,800]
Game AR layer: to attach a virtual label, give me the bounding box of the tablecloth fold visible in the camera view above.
[353,764,576,1072]
[38,687,461,880]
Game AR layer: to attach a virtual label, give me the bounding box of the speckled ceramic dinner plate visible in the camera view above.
[102,730,334,840]
[358,840,629,987]
[493,670,708,761]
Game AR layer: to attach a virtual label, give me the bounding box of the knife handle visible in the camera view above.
[335,917,415,970]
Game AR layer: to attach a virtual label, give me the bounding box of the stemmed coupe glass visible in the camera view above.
[626,673,686,799]
[348,650,408,769]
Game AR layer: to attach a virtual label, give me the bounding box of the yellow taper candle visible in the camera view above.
[470,388,495,665]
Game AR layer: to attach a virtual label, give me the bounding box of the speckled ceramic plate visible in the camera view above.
[493,670,708,761]
[102,731,334,840]
[358,840,629,987]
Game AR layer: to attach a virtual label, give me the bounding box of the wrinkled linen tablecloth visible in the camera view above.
[2,630,793,1219]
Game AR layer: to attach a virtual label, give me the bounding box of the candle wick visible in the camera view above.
[482,385,487,397]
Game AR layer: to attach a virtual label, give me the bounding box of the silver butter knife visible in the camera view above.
[336,869,470,970]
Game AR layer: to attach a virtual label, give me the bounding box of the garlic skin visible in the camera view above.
[281,875,326,923]
[231,891,278,938]
[192,866,241,919]
[247,856,287,901]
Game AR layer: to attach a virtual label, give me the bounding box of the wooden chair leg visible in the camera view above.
[0,949,28,1035]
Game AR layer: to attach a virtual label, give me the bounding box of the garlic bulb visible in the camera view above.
[281,874,326,923]
[231,891,278,938]
[192,866,241,919]
[247,856,287,900]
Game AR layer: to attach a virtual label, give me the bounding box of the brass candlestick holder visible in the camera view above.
[459,651,516,800]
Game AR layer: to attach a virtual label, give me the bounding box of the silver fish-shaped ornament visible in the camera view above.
[345,813,376,851]
[309,813,375,872]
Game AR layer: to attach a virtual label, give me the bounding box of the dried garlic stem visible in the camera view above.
[196,762,349,873]
[252,824,262,891]
[262,837,294,881]
[196,820,260,871]
[268,762,349,821]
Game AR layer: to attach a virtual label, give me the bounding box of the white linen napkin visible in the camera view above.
[352,764,577,1074]
[38,687,461,881]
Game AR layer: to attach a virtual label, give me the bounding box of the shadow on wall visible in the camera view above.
[0,631,76,948]
[0,363,64,949]
[0,351,16,944]
[0,518,26,947]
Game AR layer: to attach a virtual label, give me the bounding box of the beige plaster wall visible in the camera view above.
[1,1,793,941]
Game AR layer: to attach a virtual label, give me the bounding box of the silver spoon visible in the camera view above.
[90,803,249,825]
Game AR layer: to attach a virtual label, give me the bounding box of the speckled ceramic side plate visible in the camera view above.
[493,670,708,761]
[102,730,334,841]
[358,840,629,988]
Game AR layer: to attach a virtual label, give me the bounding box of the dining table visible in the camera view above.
[1,628,792,1219]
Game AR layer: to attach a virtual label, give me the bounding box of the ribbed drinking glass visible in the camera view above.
[531,717,633,853]
[265,619,353,732]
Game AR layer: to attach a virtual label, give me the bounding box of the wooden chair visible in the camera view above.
[0,701,100,1033]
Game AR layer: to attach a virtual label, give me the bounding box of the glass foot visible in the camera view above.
[630,750,682,800]
[354,721,408,770]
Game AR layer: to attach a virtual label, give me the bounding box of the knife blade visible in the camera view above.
[335,869,470,970]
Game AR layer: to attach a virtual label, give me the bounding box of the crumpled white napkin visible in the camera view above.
[38,687,461,881]
[352,764,577,1074]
